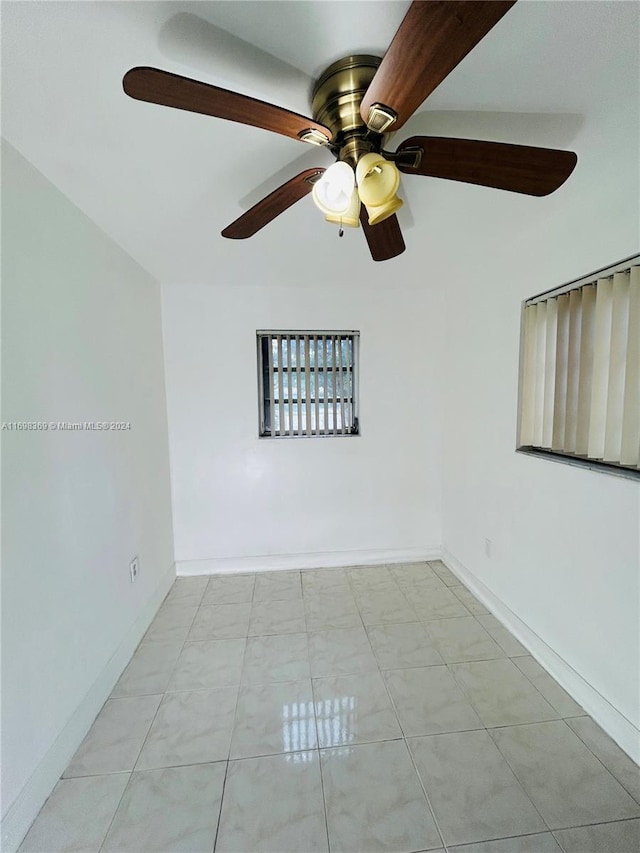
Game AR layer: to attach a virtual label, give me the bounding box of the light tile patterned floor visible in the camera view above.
[19,562,640,853]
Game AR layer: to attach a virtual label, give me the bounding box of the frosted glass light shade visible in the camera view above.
[325,188,361,228]
[356,153,400,206]
[312,162,356,215]
[356,152,403,224]
[364,195,403,225]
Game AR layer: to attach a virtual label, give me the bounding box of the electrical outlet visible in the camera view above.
[484,538,493,558]
[129,556,139,583]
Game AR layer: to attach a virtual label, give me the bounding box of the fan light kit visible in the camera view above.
[313,162,356,218]
[123,0,578,262]
[312,156,402,230]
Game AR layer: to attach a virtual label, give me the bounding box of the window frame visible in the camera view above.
[516,253,640,481]
[256,330,360,439]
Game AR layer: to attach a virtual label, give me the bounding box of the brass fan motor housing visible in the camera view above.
[311,55,384,165]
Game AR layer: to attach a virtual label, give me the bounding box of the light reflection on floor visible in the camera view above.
[282,695,357,758]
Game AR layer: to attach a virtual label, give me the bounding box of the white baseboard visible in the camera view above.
[441,548,640,765]
[0,564,175,853]
[177,546,440,576]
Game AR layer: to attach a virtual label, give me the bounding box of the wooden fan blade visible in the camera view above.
[396,136,577,196]
[361,1,516,131]
[222,169,324,239]
[123,67,332,144]
[360,208,406,262]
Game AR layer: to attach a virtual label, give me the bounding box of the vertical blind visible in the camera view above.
[257,331,359,437]
[519,262,639,469]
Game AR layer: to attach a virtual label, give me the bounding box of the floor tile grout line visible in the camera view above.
[396,574,432,623]
[187,599,252,642]
[315,742,333,853]
[551,827,568,853]
[83,731,640,834]
[307,573,402,752]
[402,733,448,851]
[97,772,133,853]
[197,572,297,850]
[214,614,253,853]
[372,637,456,853]
[409,719,552,847]
[67,713,620,778]
[139,686,243,766]
[310,670,330,752]
[439,826,567,853]
[563,719,640,807]
[547,813,640,836]
[556,822,639,853]
[300,571,310,635]
[96,577,204,850]
[210,759,229,853]
[129,584,203,774]
[77,756,231,774]
[201,572,256,608]
[364,621,446,670]
[371,605,552,848]
[77,579,204,849]
[352,585,418,628]
[483,723,563,836]
[227,602,259,762]
[473,612,529,658]
[507,654,581,718]
[315,736,405,753]
[443,657,561,728]
[32,568,640,851]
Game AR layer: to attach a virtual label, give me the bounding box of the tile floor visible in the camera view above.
[19,561,640,853]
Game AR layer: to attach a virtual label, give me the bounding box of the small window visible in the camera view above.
[257,331,359,438]
[517,255,639,478]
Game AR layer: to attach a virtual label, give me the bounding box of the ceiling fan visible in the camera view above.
[123,0,577,262]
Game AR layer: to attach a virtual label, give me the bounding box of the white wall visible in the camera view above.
[441,1,639,757]
[1,142,175,847]
[162,278,443,572]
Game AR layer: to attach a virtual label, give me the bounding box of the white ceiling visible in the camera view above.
[2,1,638,284]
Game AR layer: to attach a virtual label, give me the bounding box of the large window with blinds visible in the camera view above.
[517,255,639,477]
[257,331,359,438]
